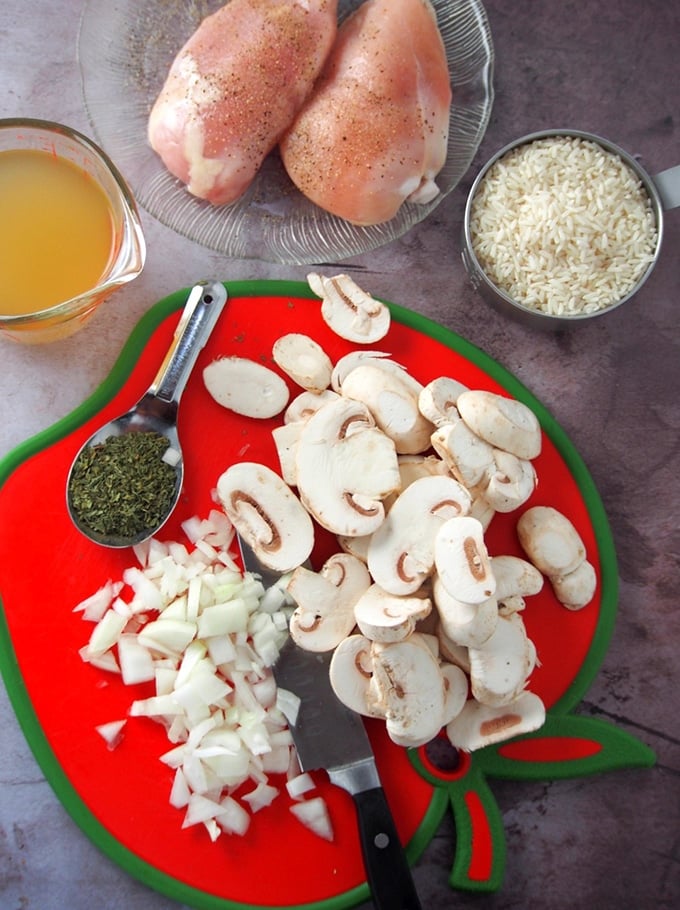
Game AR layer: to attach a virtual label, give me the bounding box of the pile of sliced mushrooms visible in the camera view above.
[206,273,597,754]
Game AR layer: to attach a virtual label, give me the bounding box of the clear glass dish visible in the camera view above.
[78,0,494,265]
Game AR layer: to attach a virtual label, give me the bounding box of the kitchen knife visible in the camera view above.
[237,535,422,910]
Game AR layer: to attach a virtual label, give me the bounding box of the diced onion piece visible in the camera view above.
[242,782,279,812]
[286,772,316,800]
[95,719,126,750]
[87,609,127,657]
[217,796,251,836]
[290,797,334,842]
[276,687,301,725]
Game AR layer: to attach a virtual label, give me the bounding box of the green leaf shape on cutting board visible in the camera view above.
[411,712,655,892]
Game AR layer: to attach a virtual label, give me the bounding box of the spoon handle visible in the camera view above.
[149,280,228,406]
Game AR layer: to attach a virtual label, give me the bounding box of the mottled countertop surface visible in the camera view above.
[1,1,678,908]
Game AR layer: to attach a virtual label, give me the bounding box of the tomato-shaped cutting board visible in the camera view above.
[0,281,653,907]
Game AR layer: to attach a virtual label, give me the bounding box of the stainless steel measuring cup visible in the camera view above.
[461,128,679,327]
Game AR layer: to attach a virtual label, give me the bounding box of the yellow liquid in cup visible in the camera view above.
[0,148,116,316]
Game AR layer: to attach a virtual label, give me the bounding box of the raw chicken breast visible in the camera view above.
[280,0,452,225]
[148,0,338,206]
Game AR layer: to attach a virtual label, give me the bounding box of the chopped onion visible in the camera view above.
[95,719,126,750]
[286,771,316,800]
[75,512,322,844]
[290,797,334,842]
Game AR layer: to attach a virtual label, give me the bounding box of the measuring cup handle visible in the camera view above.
[653,164,680,210]
[149,280,228,405]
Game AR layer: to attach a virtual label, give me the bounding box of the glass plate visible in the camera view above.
[77,0,494,264]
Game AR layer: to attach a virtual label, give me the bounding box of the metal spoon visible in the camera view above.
[66,280,228,548]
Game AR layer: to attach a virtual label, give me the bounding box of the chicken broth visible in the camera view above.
[0,148,115,315]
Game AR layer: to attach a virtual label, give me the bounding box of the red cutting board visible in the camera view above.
[0,280,617,909]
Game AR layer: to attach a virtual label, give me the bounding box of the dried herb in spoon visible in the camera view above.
[69,430,178,540]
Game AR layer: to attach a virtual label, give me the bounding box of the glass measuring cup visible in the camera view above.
[0,118,146,343]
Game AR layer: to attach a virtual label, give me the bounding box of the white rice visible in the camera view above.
[469,136,658,316]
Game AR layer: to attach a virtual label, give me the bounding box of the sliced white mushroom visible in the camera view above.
[337,533,371,564]
[446,691,546,752]
[272,333,333,393]
[287,553,371,652]
[418,377,469,427]
[431,418,496,488]
[307,272,390,343]
[432,577,499,648]
[353,584,431,643]
[468,493,496,532]
[483,451,537,513]
[456,390,542,461]
[330,350,395,393]
[383,454,450,514]
[340,362,433,455]
[369,634,448,747]
[551,560,597,610]
[329,633,384,719]
[434,516,496,604]
[271,422,303,486]
[215,462,313,573]
[468,613,536,707]
[203,356,290,419]
[491,555,544,608]
[397,453,451,486]
[294,396,400,537]
[440,663,469,725]
[436,626,471,673]
[367,475,471,596]
[517,506,587,577]
[283,389,340,424]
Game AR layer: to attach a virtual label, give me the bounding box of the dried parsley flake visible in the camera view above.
[69,430,178,539]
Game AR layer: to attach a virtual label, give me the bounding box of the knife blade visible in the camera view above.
[237,534,422,910]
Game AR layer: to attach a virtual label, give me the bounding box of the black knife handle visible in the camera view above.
[352,786,423,910]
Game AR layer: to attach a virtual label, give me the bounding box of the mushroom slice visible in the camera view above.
[369,634,447,747]
[431,418,495,488]
[330,350,394,393]
[271,422,303,486]
[367,475,471,596]
[418,377,469,427]
[434,516,496,604]
[551,560,597,610]
[295,396,400,537]
[441,663,469,725]
[353,584,431,643]
[203,356,290,418]
[337,533,370,564]
[517,506,587,578]
[341,362,433,454]
[287,553,371,652]
[307,272,390,343]
[468,613,536,707]
[436,625,471,673]
[446,691,546,752]
[329,633,384,717]
[432,577,498,648]
[284,389,339,424]
[491,555,544,606]
[397,453,450,486]
[456,390,542,461]
[483,451,537,513]
[215,462,313,573]
[272,333,333,393]
[468,493,496,532]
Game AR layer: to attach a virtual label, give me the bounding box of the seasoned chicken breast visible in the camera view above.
[148,0,338,206]
[280,0,452,225]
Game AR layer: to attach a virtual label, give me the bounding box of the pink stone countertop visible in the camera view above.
[0,1,678,909]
